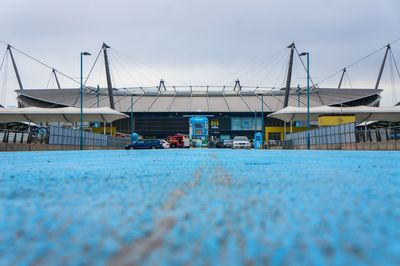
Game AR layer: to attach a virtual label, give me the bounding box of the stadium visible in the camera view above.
[2,42,393,143]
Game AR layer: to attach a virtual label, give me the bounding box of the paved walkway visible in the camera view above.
[1,150,400,265]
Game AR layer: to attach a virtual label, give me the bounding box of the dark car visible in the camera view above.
[125,139,163,150]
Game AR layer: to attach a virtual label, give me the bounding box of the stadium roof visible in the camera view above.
[16,87,381,113]
[0,107,128,123]
[268,105,400,122]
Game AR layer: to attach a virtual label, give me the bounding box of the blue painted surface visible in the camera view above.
[0,150,400,265]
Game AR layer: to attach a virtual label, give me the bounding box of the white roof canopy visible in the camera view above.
[268,105,400,123]
[0,107,128,123]
[16,88,381,113]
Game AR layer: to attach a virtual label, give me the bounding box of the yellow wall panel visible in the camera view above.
[318,116,355,126]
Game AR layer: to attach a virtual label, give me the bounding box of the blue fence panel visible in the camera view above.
[284,123,357,147]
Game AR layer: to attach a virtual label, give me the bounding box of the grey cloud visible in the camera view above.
[0,0,399,106]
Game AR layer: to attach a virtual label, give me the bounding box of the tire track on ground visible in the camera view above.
[108,158,207,266]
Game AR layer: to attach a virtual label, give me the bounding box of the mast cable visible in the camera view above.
[45,71,53,89]
[0,49,7,72]
[315,39,400,87]
[0,41,79,85]
[389,49,400,81]
[84,47,103,86]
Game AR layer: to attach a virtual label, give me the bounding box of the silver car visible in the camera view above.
[223,139,233,148]
[232,136,251,149]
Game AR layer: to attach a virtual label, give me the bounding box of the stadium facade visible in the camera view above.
[16,86,381,141]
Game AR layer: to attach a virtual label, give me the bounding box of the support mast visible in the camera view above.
[102,43,115,109]
[158,79,166,91]
[284,42,295,107]
[52,69,61,89]
[338,68,346,89]
[7,45,24,91]
[234,79,242,92]
[375,44,390,90]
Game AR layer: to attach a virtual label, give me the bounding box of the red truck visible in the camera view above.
[167,134,190,148]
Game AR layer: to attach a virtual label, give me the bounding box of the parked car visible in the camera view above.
[223,139,233,148]
[125,139,163,150]
[232,136,251,149]
[160,139,170,149]
[208,141,224,148]
[167,134,190,148]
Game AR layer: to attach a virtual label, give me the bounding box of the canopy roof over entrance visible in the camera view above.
[268,105,400,123]
[0,107,128,123]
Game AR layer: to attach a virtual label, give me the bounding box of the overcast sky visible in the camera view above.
[1,0,400,106]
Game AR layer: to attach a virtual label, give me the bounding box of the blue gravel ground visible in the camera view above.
[1,149,400,266]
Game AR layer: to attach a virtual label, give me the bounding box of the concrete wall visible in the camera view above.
[0,143,122,152]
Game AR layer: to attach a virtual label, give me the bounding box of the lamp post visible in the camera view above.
[299,52,310,150]
[80,52,91,150]
[96,85,100,108]
[130,94,134,133]
[254,109,257,133]
[261,94,264,147]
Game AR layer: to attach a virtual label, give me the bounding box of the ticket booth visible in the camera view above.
[189,117,209,147]
[254,132,263,149]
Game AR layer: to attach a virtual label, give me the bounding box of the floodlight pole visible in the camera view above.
[254,110,257,134]
[96,85,100,108]
[306,53,310,150]
[130,94,134,132]
[299,52,310,150]
[80,52,91,150]
[261,94,264,147]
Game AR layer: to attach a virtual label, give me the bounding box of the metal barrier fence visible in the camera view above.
[284,123,356,147]
[283,123,400,149]
[107,136,131,147]
[265,140,282,149]
[0,130,32,144]
[355,127,400,142]
[48,126,108,146]
[48,126,129,147]
[1,126,129,148]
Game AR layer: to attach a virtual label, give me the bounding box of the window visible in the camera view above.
[268,132,282,141]
[231,117,262,131]
[194,123,204,135]
[265,117,284,127]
